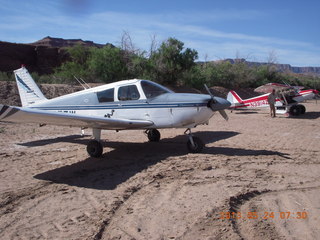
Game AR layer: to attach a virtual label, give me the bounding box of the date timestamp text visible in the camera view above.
[219,211,308,220]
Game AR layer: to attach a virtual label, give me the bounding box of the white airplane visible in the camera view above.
[0,67,231,157]
[227,83,319,116]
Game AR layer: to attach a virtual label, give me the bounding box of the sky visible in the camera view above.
[0,0,319,67]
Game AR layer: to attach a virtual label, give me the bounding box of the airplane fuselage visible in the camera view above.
[229,90,317,110]
[27,79,228,130]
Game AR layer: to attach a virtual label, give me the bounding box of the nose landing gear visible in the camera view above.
[185,128,204,153]
[145,129,161,142]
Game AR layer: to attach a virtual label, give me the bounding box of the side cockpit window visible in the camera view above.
[118,85,140,101]
[97,88,114,102]
[141,80,172,99]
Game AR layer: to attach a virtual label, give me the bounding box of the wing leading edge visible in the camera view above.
[0,104,153,130]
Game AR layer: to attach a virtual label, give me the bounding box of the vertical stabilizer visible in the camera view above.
[227,90,243,105]
[14,67,47,106]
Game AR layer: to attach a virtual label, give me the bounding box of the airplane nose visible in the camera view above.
[219,98,232,108]
[208,97,231,111]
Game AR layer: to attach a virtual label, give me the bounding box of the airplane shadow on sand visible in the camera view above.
[34,131,290,190]
[293,111,320,120]
[233,111,259,114]
[18,134,91,147]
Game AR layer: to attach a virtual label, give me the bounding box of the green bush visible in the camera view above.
[0,71,14,81]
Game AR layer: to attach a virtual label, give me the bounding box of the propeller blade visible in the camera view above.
[204,84,216,103]
[219,110,229,121]
[205,84,230,121]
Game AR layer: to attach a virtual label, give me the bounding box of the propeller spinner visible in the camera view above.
[204,84,230,121]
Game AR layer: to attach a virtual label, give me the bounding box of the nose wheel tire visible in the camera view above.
[187,136,204,153]
[147,129,161,142]
[87,140,103,157]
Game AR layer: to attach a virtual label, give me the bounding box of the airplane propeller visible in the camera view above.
[204,84,229,121]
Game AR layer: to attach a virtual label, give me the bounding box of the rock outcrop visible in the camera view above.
[0,36,108,75]
[221,58,320,76]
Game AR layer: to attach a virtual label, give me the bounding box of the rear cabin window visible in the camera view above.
[118,85,140,101]
[97,88,114,102]
[141,80,171,99]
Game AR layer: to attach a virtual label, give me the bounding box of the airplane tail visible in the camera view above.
[14,66,47,106]
[227,90,243,106]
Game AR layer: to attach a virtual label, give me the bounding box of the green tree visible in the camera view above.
[251,64,283,87]
[88,46,128,83]
[0,71,14,81]
[183,62,233,89]
[149,38,198,85]
[230,61,255,87]
[202,61,235,88]
[126,53,152,79]
[182,64,206,89]
[55,44,91,82]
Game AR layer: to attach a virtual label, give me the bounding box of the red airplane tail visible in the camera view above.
[227,90,244,106]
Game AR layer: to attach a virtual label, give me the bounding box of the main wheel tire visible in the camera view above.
[147,129,161,142]
[289,105,301,116]
[87,140,103,157]
[187,136,204,153]
[297,104,306,114]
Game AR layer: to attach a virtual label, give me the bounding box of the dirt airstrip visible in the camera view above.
[0,101,320,240]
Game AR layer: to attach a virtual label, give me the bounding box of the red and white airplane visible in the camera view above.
[227,83,319,116]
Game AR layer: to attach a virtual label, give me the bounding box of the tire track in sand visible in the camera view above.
[227,186,320,240]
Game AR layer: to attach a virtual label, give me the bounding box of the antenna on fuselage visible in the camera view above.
[80,78,91,89]
[73,76,91,89]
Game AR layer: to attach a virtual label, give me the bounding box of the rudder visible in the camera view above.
[14,66,47,106]
[227,90,243,105]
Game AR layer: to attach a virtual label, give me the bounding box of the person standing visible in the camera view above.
[268,89,277,117]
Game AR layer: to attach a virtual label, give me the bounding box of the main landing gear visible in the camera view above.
[289,104,306,116]
[87,140,103,158]
[87,128,206,158]
[87,128,103,158]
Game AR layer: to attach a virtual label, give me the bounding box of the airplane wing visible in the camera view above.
[254,83,293,93]
[0,104,153,130]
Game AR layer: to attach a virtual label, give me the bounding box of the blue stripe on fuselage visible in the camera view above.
[30,102,208,111]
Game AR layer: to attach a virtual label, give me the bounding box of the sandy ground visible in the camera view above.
[0,101,319,240]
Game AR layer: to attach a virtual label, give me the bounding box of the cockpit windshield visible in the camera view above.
[141,80,173,99]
